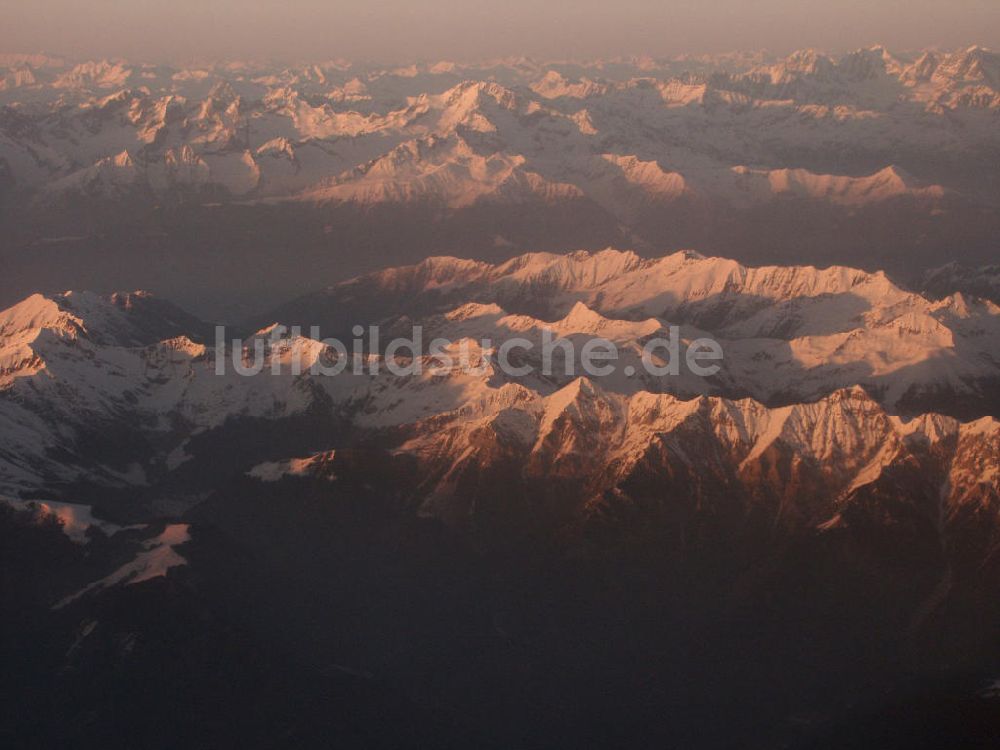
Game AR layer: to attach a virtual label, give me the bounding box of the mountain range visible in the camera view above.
[1,246,997,554]
[2,46,1000,318]
[4,247,1000,747]
[4,45,1000,747]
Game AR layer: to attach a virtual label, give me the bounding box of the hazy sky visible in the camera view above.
[4,0,1000,63]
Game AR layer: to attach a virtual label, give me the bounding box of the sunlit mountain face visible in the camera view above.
[2,45,1000,750]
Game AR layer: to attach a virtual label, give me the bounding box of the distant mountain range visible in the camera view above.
[2,47,1000,319]
[2,46,998,204]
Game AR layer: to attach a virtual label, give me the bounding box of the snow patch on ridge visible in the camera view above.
[54,524,191,609]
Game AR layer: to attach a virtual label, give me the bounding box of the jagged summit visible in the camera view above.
[0,290,209,354]
[329,246,901,313]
